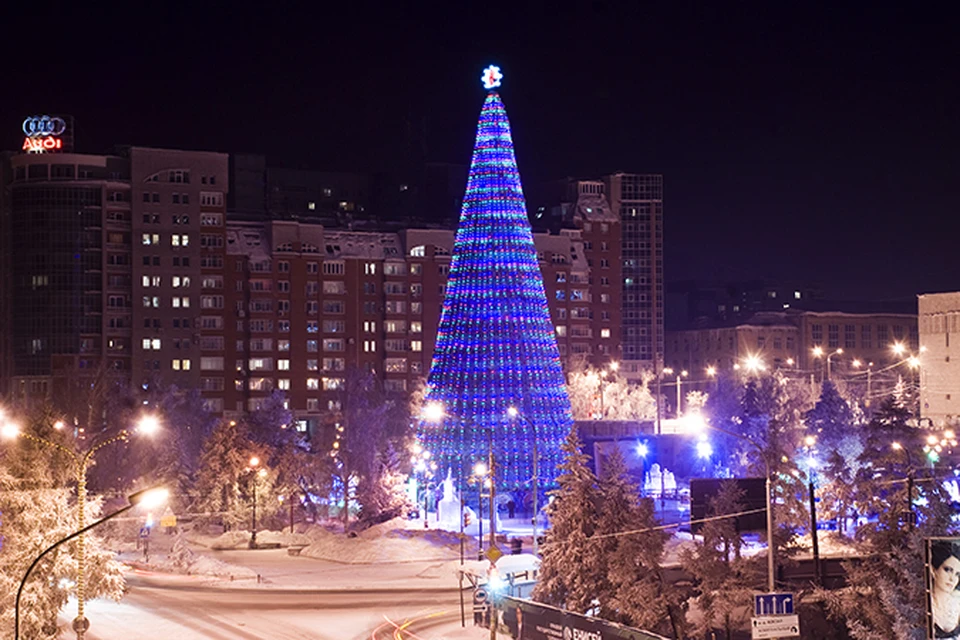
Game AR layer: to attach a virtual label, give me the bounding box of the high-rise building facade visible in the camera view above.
[0,141,228,409]
[604,173,664,379]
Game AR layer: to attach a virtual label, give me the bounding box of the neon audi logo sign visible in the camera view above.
[22,115,67,153]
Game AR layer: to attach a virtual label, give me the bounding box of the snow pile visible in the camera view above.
[203,529,312,550]
[185,555,258,579]
[253,530,313,547]
[298,521,464,564]
[208,531,252,550]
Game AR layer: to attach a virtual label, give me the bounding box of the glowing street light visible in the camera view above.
[812,346,843,381]
[705,366,717,378]
[422,401,446,423]
[2,410,159,639]
[743,354,765,373]
[16,487,168,640]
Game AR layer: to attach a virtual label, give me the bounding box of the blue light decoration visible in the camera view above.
[418,66,572,491]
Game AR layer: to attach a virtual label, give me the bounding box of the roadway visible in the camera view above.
[75,570,464,640]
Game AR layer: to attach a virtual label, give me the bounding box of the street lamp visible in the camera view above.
[246,456,268,549]
[470,461,490,553]
[743,354,766,374]
[655,367,673,435]
[411,443,438,526]
[684,415,776,592]
[507,406,539,556]
[2,411,160,639]
[812,346,843,382]
[15,487,169,640]
[891,442,915,531]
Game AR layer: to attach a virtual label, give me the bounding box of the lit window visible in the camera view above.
[307,378,319,390]
[278,379,291,390]
[278,359,290,371]
[308,202,316,210]
[601,328,611,338]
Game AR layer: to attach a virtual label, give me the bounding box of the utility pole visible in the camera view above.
[676,374,683,418]
[809,479,821,587]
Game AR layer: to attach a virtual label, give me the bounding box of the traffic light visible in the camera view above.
[464,512,472,527]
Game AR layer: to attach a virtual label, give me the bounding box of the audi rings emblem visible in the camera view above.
[23,115,67,138]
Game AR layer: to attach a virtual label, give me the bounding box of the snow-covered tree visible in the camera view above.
[598,449,688,638]
[566,364,656,421]
[819,490,957,639]
[533,427,601,612]
[0,467,124,639]
[681,480,762,640]
[332,368,411,528]
[193,419,270,530]
[805,381,855,451]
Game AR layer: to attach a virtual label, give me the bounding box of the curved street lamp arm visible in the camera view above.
[15,502,135,640]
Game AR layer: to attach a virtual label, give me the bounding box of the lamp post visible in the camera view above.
[1,412,159,640]
[471,461,489,554]
[507,406,539,556]
[246,456,268,549]
[812,346,843,382]
[656,367,673,436]
[15,487,169,640]
[686,417,776,592]
[891,442,915,531]
[675,370,688,418]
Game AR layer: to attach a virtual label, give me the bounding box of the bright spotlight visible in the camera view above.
[636,442,649,457]
[422,401,445,422]
[696,440,713,459]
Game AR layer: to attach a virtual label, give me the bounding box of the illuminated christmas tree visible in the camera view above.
[419,66,572,491]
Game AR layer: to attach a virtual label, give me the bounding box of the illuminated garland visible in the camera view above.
[418,78,572,492]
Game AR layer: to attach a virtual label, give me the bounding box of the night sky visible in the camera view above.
[2,4,957,302]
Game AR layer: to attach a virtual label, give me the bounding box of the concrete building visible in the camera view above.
[667,309,918,382]
[918,292,960,425]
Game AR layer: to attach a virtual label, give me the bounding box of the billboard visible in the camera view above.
[689,478,767,534]
[926,538,960,639]
[500,596,669,640]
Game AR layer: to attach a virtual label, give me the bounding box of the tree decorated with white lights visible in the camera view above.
[419,66,572,489]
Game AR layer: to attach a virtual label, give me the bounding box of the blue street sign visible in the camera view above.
[755,593,795,616]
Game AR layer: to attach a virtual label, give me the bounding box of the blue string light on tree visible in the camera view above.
[418,66,572,493]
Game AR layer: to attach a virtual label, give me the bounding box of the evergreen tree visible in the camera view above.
[805,381,855,451]
[193,419,267,530]
[681,481,762,640]
[0,466,123,638]
[598,449,688,638]
[533,427,601,613]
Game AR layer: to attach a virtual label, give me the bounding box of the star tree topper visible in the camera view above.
[481,65,503,90]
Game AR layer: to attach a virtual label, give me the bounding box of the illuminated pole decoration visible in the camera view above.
[419,66,573,492]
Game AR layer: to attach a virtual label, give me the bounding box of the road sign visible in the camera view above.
[755,592,795,616]
[160,514,177,527]
[485,544,504,563]
[751,614,800,639]
[474,588,488,605]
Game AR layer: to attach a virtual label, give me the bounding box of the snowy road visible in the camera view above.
[73,576,463,640]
